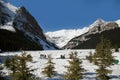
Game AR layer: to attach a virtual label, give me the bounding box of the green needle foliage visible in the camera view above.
[42,55,56,78]
[92,36,114,80]
[4,51,34,80]
[4,56,17,75]
[64,52,85,80]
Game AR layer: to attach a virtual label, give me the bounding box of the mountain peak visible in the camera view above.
[95,18,105,23]
[89,18,105,28]
[88,18,120,33]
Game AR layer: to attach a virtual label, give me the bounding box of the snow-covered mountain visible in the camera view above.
[0,0,58,51]
[45,28,89,48]
[46,19,120,48]
[64,20,120,49]
[115,19,120,27]
[0,0,17,31]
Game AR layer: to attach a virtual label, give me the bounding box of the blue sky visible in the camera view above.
[8,0,120,32]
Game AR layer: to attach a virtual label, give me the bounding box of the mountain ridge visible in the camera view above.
[64,21,120,49]
[46,19,120,48]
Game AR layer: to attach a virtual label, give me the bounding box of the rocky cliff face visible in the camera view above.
[88,21,118,33]
[13,7,46,40]
[0,0,58,51]
[64,20,120,49]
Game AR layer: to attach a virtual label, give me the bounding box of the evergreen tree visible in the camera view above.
[4,56,17,75]
[42,55,56,78]
[4,51,34,80]
[92,36,114,80]
[4,57,11,69]
[64,52,85,80]
[13,52,33,80]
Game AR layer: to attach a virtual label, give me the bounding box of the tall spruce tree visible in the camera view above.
[42,55,56,78]
[64,52,85,80]
[92,36,114,80]
[4,51,34,80]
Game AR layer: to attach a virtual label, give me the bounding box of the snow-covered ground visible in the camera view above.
[0,49,120,80]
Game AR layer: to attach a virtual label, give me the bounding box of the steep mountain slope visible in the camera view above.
[0,0,57,51]
[0,29,42,51]
[64,21,120,49]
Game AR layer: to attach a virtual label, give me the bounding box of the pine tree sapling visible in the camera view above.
[64,52,85,80]
[4,51,34,80]
[15,52,33,80]
[4,57,11,69]
[92,36,114,80]
[42,55,56,78]
[4,56,18,75]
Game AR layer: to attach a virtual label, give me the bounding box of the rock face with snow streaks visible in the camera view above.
[0,0,58,51]
[64,19,120,49]
[46,19,120,49]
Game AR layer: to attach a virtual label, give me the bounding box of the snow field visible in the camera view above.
[0,49,120,80]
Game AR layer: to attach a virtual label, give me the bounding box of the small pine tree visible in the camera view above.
[4,51,34,80]
[14,52,33,80]
[92,36,114,80]
[4,57,11,69]
[42,55,56,78]
[64,52,85,80]
[4,56,17,75]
